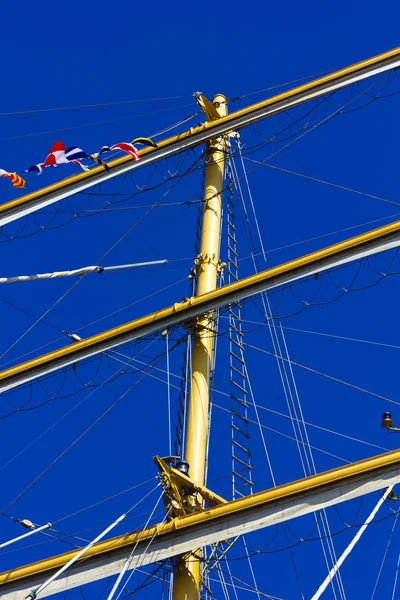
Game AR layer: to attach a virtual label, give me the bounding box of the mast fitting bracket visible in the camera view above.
[153,455,226,517]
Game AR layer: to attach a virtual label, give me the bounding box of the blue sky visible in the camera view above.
[1,2,400,599]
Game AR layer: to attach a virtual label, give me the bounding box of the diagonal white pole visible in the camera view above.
[0,523,51,550]
[105,491,164,600]
[26,513,126,599]
[105,558,131,600]
[0,260,168,284]
[311,486,393,600]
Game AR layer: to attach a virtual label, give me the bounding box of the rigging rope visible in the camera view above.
[370,511,399,599]
[233,155,309,596]
[104,342,389,465]
[0,159,193,364]
[243,341,400,407]
[279,325,400,351]
[247,161,400,208]
[230,147,316,597]
[225,157,254,499]
[52,478,157,525]
[236,75,387,191]
[233,137,348,598]
[391,552,400,600]
[232,68,342,101]
[27,513,127,599]
[237,211,400,264]
[0,103,196,142]
[106,491,165,600]
[0,337,184,515]
[0,94,193,117]
[231,144,313,595]
[165,331,172,456]
[214,402,358,464]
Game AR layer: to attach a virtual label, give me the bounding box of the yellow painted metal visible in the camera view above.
[3,43,400,597]
[2,445,400,589]
[154,456,187,517]
[173,93,228,600]
[2,213,400,390]
[195,93,223,122]
[154,456,226,510]
[2,45,400,223]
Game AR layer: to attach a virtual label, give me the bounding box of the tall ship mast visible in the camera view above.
[1,45,400,599]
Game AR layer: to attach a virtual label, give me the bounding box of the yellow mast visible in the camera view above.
[172,94,227,600]
[3,44,400,599]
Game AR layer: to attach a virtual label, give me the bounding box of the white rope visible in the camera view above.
[230,150,314,598]
[0,95,192,117]
[242,536,261,600]
[106,351,391,455]
[282,325,400,351]
[230,156,285,484]
[106,491,164,600]
[238,211,400,263]
[231,145,345,598]
[166,331,172,456]
[222,316,400,351]
[391,552,400,600]
[0,260,168,284]
[113,495,168,600]
[216,562,233,600]
[0,276,187,371]
[280,322,347,600]
[243,341,400,407]
[370,511,399,599]
[243,362,276,486]
[208,576,283,599]
[244,160,400,209]
[221,552,240,600]
[236,138,267,261]
[311,487,393,600]
[248,401,389,453]
[0,338,159,478]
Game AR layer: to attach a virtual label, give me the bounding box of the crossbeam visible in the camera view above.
[1,447,399,599]
[0,46,399,227]
[1,215,400,394]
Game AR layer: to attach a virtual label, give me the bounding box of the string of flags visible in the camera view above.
[0,137,158,190]
[0,170,26,189]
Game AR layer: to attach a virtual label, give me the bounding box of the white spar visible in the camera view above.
[1,47,400,228]
[311,486,393,600]
[2,464,400,600]
[0,260,168,284]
